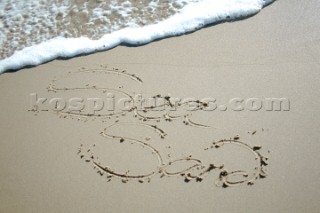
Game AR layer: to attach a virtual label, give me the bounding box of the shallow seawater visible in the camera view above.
[0,0,274,72]
[0,0,197,59]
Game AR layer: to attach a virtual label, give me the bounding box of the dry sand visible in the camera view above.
[1,0,320,212]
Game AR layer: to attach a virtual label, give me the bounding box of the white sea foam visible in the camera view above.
[0,0,274,73]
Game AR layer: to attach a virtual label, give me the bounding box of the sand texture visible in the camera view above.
[1,0,320,212]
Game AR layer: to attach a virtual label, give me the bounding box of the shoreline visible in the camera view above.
[0,0,274,73]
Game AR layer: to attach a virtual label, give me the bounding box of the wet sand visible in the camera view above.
[1,0,320,212]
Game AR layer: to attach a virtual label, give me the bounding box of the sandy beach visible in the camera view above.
[1,0,320,212]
